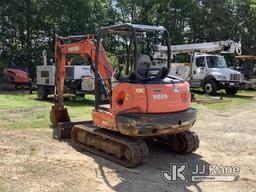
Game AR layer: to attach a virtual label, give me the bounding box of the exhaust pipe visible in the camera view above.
[42,50,47,66]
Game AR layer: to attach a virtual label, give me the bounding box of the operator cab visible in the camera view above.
[95,24,188,113]
[97,24,171,84]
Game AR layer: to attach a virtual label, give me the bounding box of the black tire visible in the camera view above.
[203,80,218,95]
[8,83,16,91]
[37,86,48,100]
[28,82,33,94]
[225,87,239,95]
[14,84,18,90]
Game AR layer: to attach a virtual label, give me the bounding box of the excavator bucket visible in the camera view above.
[50,106,89,139]
[50,106,71,128]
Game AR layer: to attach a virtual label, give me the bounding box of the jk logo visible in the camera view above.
[162,163,188,182]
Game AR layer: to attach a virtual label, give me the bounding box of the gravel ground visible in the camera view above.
[0,103,255,192]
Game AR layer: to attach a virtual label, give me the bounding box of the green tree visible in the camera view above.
[1,0,256,76]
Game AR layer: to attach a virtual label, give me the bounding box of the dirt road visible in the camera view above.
[0,103,256,192]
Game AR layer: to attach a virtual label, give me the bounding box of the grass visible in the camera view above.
[191,89,256,110]
[0,91,94,129]
[0,90,255,129]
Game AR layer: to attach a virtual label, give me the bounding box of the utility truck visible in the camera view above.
[152,40,243,95]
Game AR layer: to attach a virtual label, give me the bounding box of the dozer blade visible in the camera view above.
[50,106,71,128]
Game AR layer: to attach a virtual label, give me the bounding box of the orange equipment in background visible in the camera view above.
[0,68,31,91]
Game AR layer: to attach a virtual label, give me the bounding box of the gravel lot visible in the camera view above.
[0,93,255,192]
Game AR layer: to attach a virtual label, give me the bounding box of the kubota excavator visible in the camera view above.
[50,24,199,168]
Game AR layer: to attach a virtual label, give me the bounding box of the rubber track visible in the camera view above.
[71,124,149,168]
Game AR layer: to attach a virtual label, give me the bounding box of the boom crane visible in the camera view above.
[152,40,243,95]
[153,40,242,61]
[171,40,242,55]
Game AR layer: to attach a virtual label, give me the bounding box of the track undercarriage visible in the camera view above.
[72,123,149,168]
[53,121,199,168]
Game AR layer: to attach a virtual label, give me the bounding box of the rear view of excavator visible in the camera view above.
[50,24,199,168]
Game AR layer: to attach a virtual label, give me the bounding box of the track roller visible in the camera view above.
[71,124,149,168]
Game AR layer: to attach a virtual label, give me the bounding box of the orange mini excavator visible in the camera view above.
[50,24,199,168]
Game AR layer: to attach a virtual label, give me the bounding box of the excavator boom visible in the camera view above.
[50,35,113,126]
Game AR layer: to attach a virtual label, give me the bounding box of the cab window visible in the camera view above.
[196,57,205,68]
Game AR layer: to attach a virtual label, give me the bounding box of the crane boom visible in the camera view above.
[171,40,242,55]
[153,40,242,58]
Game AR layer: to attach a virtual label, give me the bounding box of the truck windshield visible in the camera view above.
[206,56,227,68]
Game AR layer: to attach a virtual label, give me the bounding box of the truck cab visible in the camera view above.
[190,53,243,95]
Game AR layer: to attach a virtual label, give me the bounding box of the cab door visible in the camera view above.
[192,56,206,80]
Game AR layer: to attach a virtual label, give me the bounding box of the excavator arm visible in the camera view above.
[50,35,113,127]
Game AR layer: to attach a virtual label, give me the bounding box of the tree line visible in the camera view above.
[0,0,256,76]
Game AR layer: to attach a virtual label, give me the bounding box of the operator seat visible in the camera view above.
[137,55,152,79]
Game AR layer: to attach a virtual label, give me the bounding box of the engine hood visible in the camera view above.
[208,67,242,81]
[209,68,241,75]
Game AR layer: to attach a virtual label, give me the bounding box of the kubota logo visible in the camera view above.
[153,94,168,100]
[68,46,79,52]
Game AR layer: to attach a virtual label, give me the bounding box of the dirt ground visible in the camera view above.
[0,103,256,192]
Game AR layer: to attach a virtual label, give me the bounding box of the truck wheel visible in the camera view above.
[28,82,33,94]
[225,87,239,95]
[37,86,48,100]
[203,80,218,95]
[8,83,16,91]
